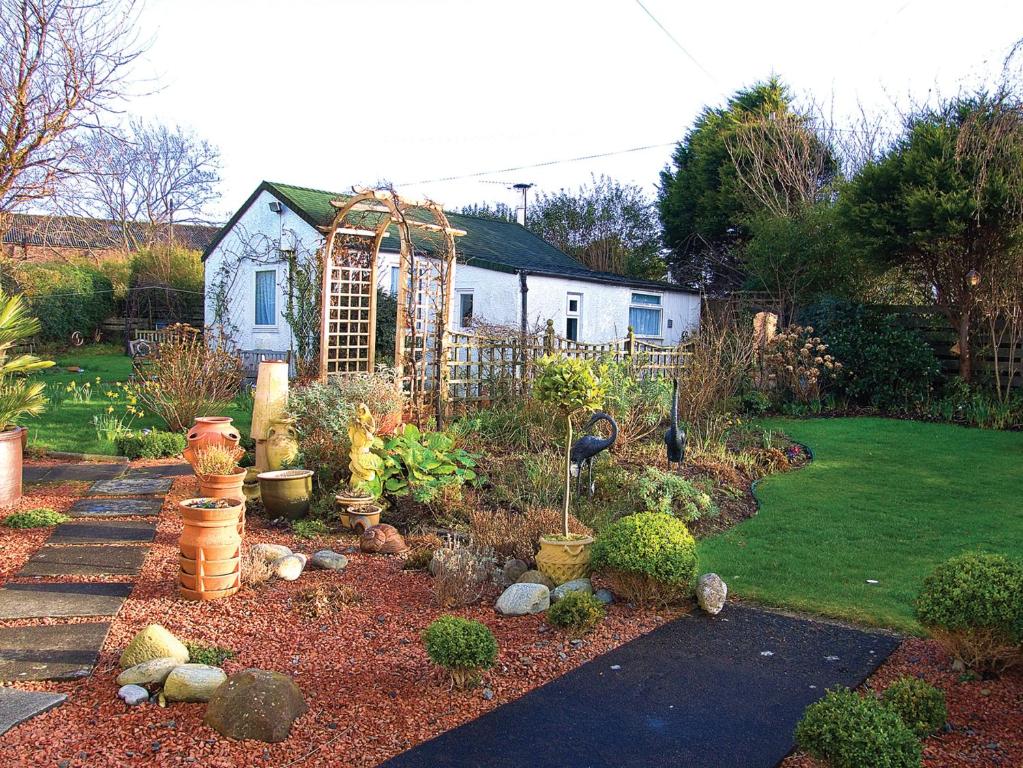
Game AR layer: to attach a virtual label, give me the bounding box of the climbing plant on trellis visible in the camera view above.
[318,188,464,425]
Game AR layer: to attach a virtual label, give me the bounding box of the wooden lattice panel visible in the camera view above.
[320,242,375,375]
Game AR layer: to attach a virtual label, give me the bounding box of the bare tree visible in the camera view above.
[0,0,143,232]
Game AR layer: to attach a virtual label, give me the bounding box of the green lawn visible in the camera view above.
[699,417,1023,634]
[25,347,252,455]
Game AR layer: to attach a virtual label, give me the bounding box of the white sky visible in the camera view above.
[129,0,1023,221]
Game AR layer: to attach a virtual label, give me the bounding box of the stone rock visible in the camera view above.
[503,559,528,583]
[250,543,292,564]
[310,550,348,571]
[163,664,227,703]
[696,573,727,615]
[293,553,307,567]
[119,624,189,669]
[360,524,408,554]
[117,657,181,686]
[204,668,307,743]
[273,555,305,581]
[594,588,615,605]
[551,579,593,603]
[496,583,550,616]
[117,684,150,706]
[516,570,555,590]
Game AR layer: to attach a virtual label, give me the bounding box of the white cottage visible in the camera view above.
[203,181,701,355]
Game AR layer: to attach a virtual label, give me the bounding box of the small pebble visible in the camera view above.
[570,639,584,648]
[482,688,494,701]
[558,652,567,661]
[610,664,621,670]
[760,651,774,657]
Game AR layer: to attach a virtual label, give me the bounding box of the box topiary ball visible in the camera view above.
[882,676,947,737]
[422,615,498,689]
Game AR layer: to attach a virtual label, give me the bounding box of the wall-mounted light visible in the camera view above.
[268,200,283,214]
[967,269,981,287]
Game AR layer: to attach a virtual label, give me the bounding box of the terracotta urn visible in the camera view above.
[0,426,26,508]
[265,417,299,470]
[178,497,244,561]
[535,535,594,584]
[187,417,241,453]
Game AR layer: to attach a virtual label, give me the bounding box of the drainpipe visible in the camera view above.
[518,270,528,391]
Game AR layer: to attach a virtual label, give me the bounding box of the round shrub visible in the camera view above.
[548,591,605,636]
[915,552,1023,674]
[590,512,698,607]
[795,687,921,768]
[115,430,186,459]
[882,676,947,737]
[422,615,498,689]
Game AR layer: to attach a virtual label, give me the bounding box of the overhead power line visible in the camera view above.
[632,0,717,83]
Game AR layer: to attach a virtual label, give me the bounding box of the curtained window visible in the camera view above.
[629,292,662,337]
[255,270,276,326]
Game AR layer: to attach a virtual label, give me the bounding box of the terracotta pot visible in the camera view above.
[198,466,246,499]
[18,426,27,452]
[265,417,299,470]
[0,427,25,508]
[250,361,289,441]
[348,505,382,534]
[257,469,313,520]
[179,554,240,577]
[179,585,240,602]
[187,417,241,453]
[178,570,240,593]
[536,535,594,584]
[335,492,377,530]
[178,498,243,561]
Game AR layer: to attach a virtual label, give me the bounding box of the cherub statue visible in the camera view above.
[348,404,380,488]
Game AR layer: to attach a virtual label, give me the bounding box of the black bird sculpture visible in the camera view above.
[570,411,618,497]
[664,378,686,470]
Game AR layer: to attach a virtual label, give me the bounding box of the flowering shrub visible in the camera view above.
[759,324,840,406]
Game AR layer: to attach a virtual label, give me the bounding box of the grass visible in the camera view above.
[24,346,252,456]
[698,417,1023,634]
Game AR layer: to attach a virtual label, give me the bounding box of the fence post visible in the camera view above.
[625,325,635,366]
[543,319,554,355]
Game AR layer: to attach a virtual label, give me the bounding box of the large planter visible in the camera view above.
[265,417,299,470]
[0,427,26,508]
[187,417,241,453]
[536,535,594,584]
[250,361,289,442]
[198,466,247,499]
[178,498,244,561]
[257,469,313,520]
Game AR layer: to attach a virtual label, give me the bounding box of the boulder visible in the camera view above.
[163,664,228,703]
[310,550,348,571]
[119,624,189,669]
[594,588,615,606]
[551,579,594,603]
[273,555,305,581]
[204,668,307,743]
[496,583,550,616]
[696,573,728,616]
[516,570,555,590]
[117,657,181,686]
[251,543,293,563]
[360,524,408,554]
[503,559,529,583]
[117,684,150,706]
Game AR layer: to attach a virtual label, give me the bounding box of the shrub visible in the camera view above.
[3,507,69,528]
[192,443,239,476]
[598,358,670,448]
[367,424,479,503]
[431,542,496,608]
[758,324,840,406]
[882,677,947,737]
[467,506,592,564]
[636,467,717,522]
[547,591,605,636]
[0,291,53,428]
[291,518,329,540]
[240,548,274,589]
[590,512,698,607]
[794,687,921,768]
[915,552,1023,674]
[295,584,363,617]
[422,615,498,689]
[185,642,235,667]
[115,430,185,459]
[14,262,114,341]
[130,245,205,323]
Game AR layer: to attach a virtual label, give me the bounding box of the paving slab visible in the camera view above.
[0,582,133,619]
[48,520,157,545]
[23,463,125,484]
[125,463,193,479]
[18,545,149,577]
[68,498,163,518]
[382,604,900,768]
[0,623,110,682]
[0,688,67,735]
[88,477,173,496]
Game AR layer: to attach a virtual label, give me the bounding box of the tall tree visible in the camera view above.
[0,0,142,230]
[459,201,515,222]
[528,175,665,280]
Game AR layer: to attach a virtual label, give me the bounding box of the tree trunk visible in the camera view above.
[563,416,572,538]
[958,308,972,382]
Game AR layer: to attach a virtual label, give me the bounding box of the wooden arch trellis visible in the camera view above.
[318,188,465,425]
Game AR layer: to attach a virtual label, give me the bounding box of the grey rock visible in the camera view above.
[163,664,227,703]
[250,543,293,564]
[482,688,494,701]
[594,588,614,605]
[117,657,181,686]
[495,583,550,616]
[117,684,149,706]
[204,669,307,743]
[503,559,528,583]
[516,570,555,590]
[696,573,727,615]
[551,579,593,603]
[310,550,348,571]
[273,555,305,581]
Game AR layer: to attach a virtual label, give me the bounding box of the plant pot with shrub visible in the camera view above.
[257,469,314,520]
[192,444,247,499]
[0,292,54,507]
[532,355,604,583]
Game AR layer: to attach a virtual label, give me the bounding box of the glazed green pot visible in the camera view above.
[256,469,313,520]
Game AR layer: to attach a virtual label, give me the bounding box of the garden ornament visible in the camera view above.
[347,404,379,488]
[569,411,618,497]
[664,378,686,471]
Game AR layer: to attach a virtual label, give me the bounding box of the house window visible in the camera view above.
[566,292,582,341]
[255,269,277,327]
[389,265,400,296]
[459,291,474,328]
[629,292,662,337]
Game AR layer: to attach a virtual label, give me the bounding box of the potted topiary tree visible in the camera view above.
[532,355,604,583]
[0,292,54,507]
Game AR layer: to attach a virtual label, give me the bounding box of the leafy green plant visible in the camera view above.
[185,641,235,667]
[3,507,69,528]
[547,591,605,636]
[291,518,330,539]
[422,615,498,689]
[0,291,54,428]
[598,358,670,448]
[915,552,1023,674]
[591,512,699,607]
[794,687,921,768]
[882,677,947,737]
[636,467,717,522]
[115,430,186,459]
[363,423,479,504]
[13,262,114,342]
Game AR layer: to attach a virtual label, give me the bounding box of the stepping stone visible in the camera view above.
[0,623,110,682]
[0,688,67,735]
[89,477,173,496]
[48,520,157,545]
[68,498,163,518]
[41,463,125,483]
[18,545,149,577]
[22,466,51,483]
[0,582,133,619]
[126,463,193,479]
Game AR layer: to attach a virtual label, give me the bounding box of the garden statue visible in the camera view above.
[569,412,618,497]
[664,379,686,470]
[348,404,379,488]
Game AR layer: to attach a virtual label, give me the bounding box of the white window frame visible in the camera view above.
[457,290,474,329]
[389,265,400,296]
[254,267,278,331]
[565,292,582,341]
[629,291,663,338]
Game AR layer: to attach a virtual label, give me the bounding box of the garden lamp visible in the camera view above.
[967,269,981,287]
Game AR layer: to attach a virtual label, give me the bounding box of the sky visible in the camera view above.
[127,0,1023,222]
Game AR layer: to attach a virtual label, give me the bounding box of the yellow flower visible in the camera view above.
[105,391,115,398]
[107,406,114,414]
[95,376,101,383]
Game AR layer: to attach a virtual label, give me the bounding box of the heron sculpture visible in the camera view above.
[664,379,686,470]
[569,411,618,497]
